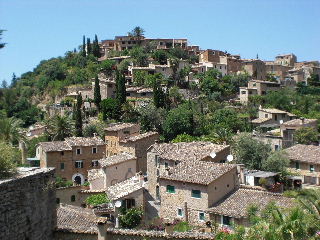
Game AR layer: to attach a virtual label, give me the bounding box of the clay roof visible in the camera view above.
[285,144,320,164]
[251,118,272,124]
[120,132,158,143]
[160,161,236,185]
[137,88,153,93]
[106,176,144,201]
[99,153,136,168]
[151,142,229,162]
[39,137,104,152]
[260,108,288,114]
[88,168,105,181]
[56,204,98,234]
[39,141,72,152]
[208,188,294,218]
[65,137,105,147]
[105,123,138,132]
[282,118,317,127]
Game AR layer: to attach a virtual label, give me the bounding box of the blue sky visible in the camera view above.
[0,0,319,83]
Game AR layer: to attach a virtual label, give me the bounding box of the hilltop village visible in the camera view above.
[1,28,320,240]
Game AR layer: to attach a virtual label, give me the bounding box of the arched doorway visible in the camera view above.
[72,173,84,185]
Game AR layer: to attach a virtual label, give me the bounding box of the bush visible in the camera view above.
[173,221,192,232]
[55,176,73,188]
[0,141,20,179]
[85,193,109,206]
[119,207,144,229]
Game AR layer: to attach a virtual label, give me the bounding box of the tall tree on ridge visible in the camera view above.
[86,38,92,55]
[82,35,86,57]
[94,76,101,111]
[92,34,100,58]
[0,29,6,49]
[75,94,83,137]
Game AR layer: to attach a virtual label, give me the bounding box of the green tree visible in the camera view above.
[86,37,92,55]
[119,207,144,229]
[0,117,24,145]
[94,76,101,111]
[211,108,245,133]
[82,35,86,57]
[116,71,126,105]
[153,50,168,65]
[172,133,198,143]
[75,94,83,137]
[0,29,6,49]
[46,115,73,141]
[128,26,145,38]
[200,69,223,100]
[100,98,121,121]
[308,73,320,87]
[0,141,20,179]
[232,133,272,170]
[153,81,165,108]
[137,103,165,132]
[163,104,194,141]
[100,59,115,76]
[92,34,100,58]
[261,150,290,173]
[83,122,105,138]
[294,127,318,145]
[85,193,110,206]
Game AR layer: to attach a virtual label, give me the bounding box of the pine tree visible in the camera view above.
[11,73,17,88]
[116,70,126,105]
[86,38,92,55]
[94,76,101,111]
[75,94,83,137]
[153,80,165,108]
[82,35,86,57]
[92,34,100,58]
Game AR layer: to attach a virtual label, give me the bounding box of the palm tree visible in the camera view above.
[46,115,74,141]
[0,117,24,145]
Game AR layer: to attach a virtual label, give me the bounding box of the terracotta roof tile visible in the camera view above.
[285,144,320,164]
[120,132,158,143]
[99,153,136,168]
[208,188,294,218]
[105,123,138,132]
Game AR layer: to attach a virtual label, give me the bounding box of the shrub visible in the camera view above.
[119,207,144,229]
[85,193,109,206]
[0,141,19,179]
[55,176,73,188]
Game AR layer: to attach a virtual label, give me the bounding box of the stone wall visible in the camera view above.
[55,232,97,240]
[0,167,56,240]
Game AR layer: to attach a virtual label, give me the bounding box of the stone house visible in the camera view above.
[199,49,226,63]
[88,153,137,190]
[0,167,56,240]
[159,161,238,226]
[239,80,281,104]
[219,55,243,74]
[265,61,292,81]
[242,59,266,80]
[105,123,159,173]
[274,54,297,67]
[38,137,106,184]
[285,144,320,186]
[92,79,117,99]
[208,187,294,227]
[146,142,232,225]
[126,87,153,100]
[191,62,227,76]
[251,107,296,128]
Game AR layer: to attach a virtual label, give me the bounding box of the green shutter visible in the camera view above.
[166,185,175,193]
[192,190,201,198]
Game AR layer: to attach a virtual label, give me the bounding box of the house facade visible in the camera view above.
[38,137,105,184]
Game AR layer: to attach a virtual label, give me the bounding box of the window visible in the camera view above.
[265,114,268,118]
[60,163,65,170]
[177,208,183,217]
[71,195,76,202]
[124,130,130,134]
[56,198,60,204]
[310,165,315,172]
[241,91,246,94]
[192,189,201,198]
[76,148,81,155]
[165,162,169,168]
[92,147,97,154]
[61,151,64,156]
[275,115,278,121]
[91,160,99,167]
[295,161,300,170]
[166,185,175,193]
[275,145,279,151]
[199,212,205,221]
[75,161,84,168]
[156,186,160,199]
[222,215,231,226]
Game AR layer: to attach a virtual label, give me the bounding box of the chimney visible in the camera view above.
[184,202,188,222]
[93,133,97,137]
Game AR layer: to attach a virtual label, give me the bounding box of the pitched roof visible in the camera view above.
[285,144,320,164]
[260,108,288,114]
[251,117,271,124]
[160,161,236,185]
[120,131,158,143]
[56,204,98,234]
[282,118,317,127]
[151,142,229,162]
[65,137,105,146]
[106,176,144,201]
[39,141,72,152]
[39,137,105,152]
[208,188,294,218]
[105,123,138,132]
[99,153,136,168]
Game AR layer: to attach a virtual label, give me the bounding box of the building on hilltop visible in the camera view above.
[38,137,106,184]
[0,167,56,240]
[274,53,297,67]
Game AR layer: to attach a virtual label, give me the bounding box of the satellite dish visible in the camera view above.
[115,201,122,208]
[279,120,284,124]
[227,155,234,162]
[210,152,216,159]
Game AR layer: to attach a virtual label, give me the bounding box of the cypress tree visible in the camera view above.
[75,94,83,137]
[82,35,86,57]
[92,34,100,58]
[94,76,101,111]
[86,38,92,55]
[116,70,126,105]
[153,81,165,108]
